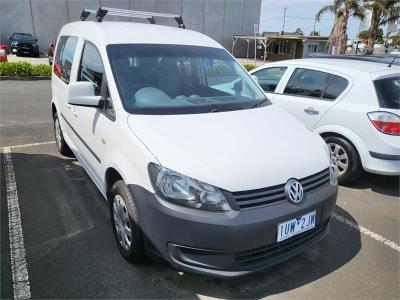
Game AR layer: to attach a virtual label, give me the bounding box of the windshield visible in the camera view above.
[107,44,267,114]
[13,33,34,42]
[374,76,400,109]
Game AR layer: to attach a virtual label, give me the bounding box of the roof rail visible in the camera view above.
[308,54,400,66]
[80,7,185,28]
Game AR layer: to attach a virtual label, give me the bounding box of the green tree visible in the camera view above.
[363,0,400,51]
[316,0,365,54]
[310,31,320,36]
[358,28,384,42]
[295,27,304,35]
[391,33,400,46]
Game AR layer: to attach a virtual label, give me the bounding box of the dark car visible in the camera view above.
[8,33,39,57]
[48,39,56,65]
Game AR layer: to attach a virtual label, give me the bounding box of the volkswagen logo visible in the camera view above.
[285,179,304,204]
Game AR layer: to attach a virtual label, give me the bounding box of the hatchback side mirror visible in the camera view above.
[67,82,102,108]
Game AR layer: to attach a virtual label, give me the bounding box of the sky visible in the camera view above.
[259,0,363,38]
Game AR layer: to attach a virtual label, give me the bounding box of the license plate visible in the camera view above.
[277,211,316,242]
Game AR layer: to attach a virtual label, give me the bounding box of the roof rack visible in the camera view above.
[80,7,185,28]
[308,54,399,66]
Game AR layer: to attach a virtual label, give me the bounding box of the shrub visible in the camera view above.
[0,61,51,77]
[32,64,52,76]
[243,64,256,72]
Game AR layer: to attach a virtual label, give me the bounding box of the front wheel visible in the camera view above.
[110,180,147,263]
[324,136,362,185]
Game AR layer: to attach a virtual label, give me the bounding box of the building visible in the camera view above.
[233,32,329,61]
[0,0,261,54]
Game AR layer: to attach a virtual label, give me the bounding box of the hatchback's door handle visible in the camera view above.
[304,107,319,115]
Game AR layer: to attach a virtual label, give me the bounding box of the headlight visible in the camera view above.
[11,41,18,46]
[32,43,37,47]
[148,163,231,212]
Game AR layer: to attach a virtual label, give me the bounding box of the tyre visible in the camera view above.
[53,112,72,156]
[324,136,362,185]
[110,180,147,263]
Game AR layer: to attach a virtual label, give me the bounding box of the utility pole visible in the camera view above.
[282,5,288,34]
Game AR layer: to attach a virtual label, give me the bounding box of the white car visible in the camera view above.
[51,7,337,277]
[250,58,400,184]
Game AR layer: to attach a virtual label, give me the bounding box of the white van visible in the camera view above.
[51,8,337,277]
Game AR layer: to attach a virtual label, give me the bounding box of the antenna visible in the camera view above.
[388,54,399,68]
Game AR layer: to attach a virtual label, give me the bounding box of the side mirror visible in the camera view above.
[8,36,12,40]
[67,82,102,108]
[34,38,38,42]
[251,75,258,83]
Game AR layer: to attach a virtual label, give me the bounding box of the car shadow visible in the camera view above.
[7,151,362,299]
[343,172,399,197]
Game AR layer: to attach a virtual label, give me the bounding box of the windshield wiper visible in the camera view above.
[251,98,269,108]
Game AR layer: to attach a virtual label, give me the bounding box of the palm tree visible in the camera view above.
[316,0,365,54]
[363,0,400,50]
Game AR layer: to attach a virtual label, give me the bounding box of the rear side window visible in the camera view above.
[252,67,287,92]
[284,68,348,100]
[374,76,400,109]
[78,41,104,96]
[54,36,78,84]
[323,76,349,100]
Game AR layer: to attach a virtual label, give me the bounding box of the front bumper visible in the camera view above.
[130,183,337,277]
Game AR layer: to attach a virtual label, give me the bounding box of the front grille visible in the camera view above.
[235,220,329,266]
[231,168,330,210]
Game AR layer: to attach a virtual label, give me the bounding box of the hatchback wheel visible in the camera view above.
[324,136,362,185]
[53,113,71,156]
[110,180,147,263]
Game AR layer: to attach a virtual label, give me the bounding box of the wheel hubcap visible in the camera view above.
[328,143,349,176]
[113,195,132,251]
[54,118,62,148]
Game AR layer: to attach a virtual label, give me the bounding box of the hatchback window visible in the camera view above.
[284,68,333,98]
[374,76,400,109]
[78,41,104,95]
[107,44,267,114]
[252,67,287,92]
[53,36,78,84]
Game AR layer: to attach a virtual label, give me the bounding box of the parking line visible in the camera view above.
[3,147,31,299]
[0,141,55,151]
[332,212,400,253]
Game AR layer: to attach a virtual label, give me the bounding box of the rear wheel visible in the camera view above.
[53,113,71,156]
[110,180,147,263]
[324,136,362,185]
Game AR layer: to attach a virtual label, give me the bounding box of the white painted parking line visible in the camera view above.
[332,212,400,253]
[3,147,31,299]
[0,141,55,151]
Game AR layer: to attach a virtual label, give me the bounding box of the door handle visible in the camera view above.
[304,107,319,115]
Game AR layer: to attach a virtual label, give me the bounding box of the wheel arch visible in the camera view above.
[105,167,124,200]
[316,126,367,167]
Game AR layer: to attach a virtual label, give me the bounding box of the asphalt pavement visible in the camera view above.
[1,80,399,299]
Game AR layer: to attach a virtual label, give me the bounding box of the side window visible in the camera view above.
[54,36,78,84]
[323,75,349,100]
[252,67,287,92]
[78,41,104,95]
[284,68,333,98]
